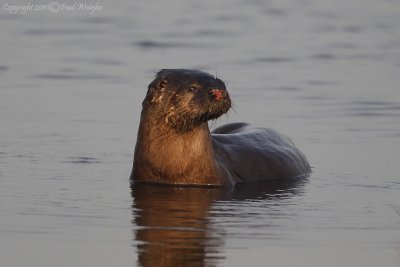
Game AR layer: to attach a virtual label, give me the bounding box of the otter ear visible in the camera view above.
[143,77,168,106]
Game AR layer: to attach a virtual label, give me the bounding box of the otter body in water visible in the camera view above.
[131,69,310,186]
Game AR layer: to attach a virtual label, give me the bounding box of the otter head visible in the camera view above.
[143,69,231,132]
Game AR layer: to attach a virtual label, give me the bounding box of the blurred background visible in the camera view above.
[1,0,400,266]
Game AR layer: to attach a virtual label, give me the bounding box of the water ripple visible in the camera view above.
[348,100,400,117]
[23,28,102,36]
[0,65,9,72]
[33,73,110,80]
[65,157,102,164]
[132,40,204,49]
[255,56,296,63]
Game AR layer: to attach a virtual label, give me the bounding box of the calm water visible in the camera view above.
[1,0,400,266]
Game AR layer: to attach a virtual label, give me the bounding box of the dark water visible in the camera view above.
[1,0,400,266]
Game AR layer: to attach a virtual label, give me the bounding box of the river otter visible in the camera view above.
[131,69,310,186]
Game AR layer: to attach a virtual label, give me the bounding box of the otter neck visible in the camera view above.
[133,110,222,186]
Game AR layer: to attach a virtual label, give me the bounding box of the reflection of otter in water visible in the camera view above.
[132,185,222,267]
[131,69,310,186]
[131,181,305,267]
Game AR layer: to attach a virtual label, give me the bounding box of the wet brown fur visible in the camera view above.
[131,69,311,186]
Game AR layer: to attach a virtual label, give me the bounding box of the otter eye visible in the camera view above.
[189,86,198,92]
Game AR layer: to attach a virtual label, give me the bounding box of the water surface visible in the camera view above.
[1,0,400,266]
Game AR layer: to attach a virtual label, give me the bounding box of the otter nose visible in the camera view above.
[210,88,227,101]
